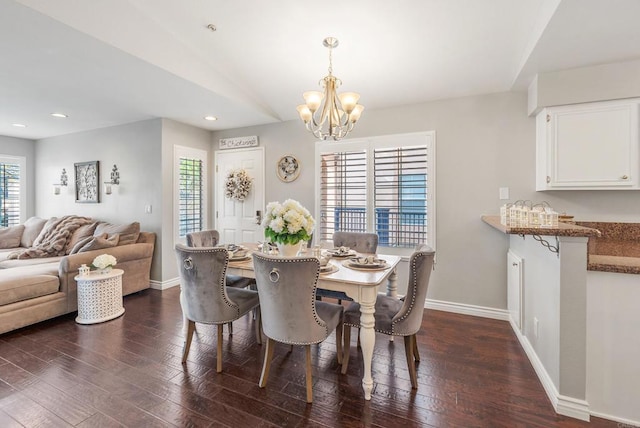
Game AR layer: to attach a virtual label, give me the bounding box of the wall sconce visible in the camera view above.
[53,168,68,195]
[104,164,120,195]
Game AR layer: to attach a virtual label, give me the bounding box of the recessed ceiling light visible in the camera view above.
[204,116,218,121]
[12,123,27,128]
[51,113,68,118]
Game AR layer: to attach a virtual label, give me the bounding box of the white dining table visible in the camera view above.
[227,246,401,400]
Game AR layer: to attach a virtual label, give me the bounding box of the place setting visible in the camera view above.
[342,255,389,271]
[325,246,357,258]
[218,244,251,262]
[318,255,339,275]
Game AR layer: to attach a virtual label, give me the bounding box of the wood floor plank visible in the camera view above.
[0,287,623,428]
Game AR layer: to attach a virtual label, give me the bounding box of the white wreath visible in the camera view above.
[225,168,253,202]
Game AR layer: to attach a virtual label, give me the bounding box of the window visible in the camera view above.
[178,157,203,237]
[316,132,435,251]
[0,156,25,227]
[174,146,207,243]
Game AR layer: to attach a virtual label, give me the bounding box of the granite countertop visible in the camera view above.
[481,216,601,237]
[483,215,640,275]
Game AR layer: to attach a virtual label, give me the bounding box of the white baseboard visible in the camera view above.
[590,410,640,427]
[150,277,180,290]
[425,298,510,321]
[508,317,591,422]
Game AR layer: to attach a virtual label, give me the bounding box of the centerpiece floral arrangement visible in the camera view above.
[262,199,314,245]
[225,168,253,202]
[91,254,117,272]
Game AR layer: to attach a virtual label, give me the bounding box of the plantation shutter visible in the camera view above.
[319,150,367,241]
[373,146,428,247]
[0,161,21,227]
[178,157,203,237]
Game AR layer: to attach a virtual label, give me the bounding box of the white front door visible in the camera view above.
[215,147,265,244]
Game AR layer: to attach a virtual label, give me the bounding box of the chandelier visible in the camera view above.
[297,37,364,141]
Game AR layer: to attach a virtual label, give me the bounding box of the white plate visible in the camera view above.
[327,249,357,258]
[342,259,390,271]
[319,264,339,275]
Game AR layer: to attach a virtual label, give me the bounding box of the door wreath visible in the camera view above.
[225,168,253,201]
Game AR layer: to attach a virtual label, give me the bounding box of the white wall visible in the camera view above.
[587,271,640,425]
[34,119,163,280]
[0,135,36,219]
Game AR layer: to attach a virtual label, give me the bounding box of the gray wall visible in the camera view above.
[34,119,163,280]
[160,118,212,282]
[0,135,36,219]
[214,91,640,310]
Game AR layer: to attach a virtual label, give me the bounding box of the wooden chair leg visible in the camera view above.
[404,335,418,389]
[335,321,343,365]
[341,325,351,374]
[181,320,196,363]
[216,324,224,373]
[413,335,420,362]
[259,338,275,388]
[305,345,313,403]
[254,308,262,345]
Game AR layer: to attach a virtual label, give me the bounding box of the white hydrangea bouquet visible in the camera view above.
[262,199,314,245]
[91,254,117,272]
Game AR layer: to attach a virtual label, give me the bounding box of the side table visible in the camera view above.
[74,268,125,324]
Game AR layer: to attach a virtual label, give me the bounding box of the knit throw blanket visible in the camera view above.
[8,215,93,259]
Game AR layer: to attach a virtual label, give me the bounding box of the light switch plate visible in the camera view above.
[499,187,510,200]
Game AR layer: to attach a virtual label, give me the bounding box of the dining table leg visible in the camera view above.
[359,288,377,400]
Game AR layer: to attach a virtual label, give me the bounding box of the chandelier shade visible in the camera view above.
[297,37,364,141]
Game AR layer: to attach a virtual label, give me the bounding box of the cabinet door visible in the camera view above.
[538,100,639,190]
[507,250,523,332]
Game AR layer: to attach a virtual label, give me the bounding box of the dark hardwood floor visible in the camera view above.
[0,287,618,427]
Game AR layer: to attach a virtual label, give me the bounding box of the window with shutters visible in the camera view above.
[0,156,25,228]
[316,132,435,252]
[174,146,207,243]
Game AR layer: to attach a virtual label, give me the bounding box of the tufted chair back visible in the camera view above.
[186,230,219,248]
[333,231,378,254]
[391,244,435,335]
[252,253,329,344]
[175,244,240,324]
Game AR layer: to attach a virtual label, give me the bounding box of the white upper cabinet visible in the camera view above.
[536,99,640,190]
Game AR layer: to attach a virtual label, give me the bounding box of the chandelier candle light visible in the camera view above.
[297,37,364,141]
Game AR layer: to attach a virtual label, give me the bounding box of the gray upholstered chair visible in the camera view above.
[333,231,379,254]
[186,229,255,289]
[187,229,257,334]
[252,253,344,403]
[341,245,435,389]
[317,231,380,303]
[175,244,261,373]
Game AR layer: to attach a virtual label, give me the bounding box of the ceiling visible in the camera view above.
[2,0,640,140]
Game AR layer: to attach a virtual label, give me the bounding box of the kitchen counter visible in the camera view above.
[481,215,601,237]
[483,215,640,274]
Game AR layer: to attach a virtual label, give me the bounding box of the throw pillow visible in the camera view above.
[94,221,140,246]
[69,233,107,255]
[20,216,47,247]
[78,234,119,253]
[65,221,98,254]
[32,217,59,247]
[0,225,25,249]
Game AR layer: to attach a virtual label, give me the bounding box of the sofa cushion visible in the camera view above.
[65,222,98,254]
[0,263,60,306]
[94,222,140,246]
[78,234,119,253]
[20,217,47,248]
[0,256,64,269]
[0,225,24,249]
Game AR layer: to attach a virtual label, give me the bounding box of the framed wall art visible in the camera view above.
[276,155,300,182]
[74,161,100,203]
